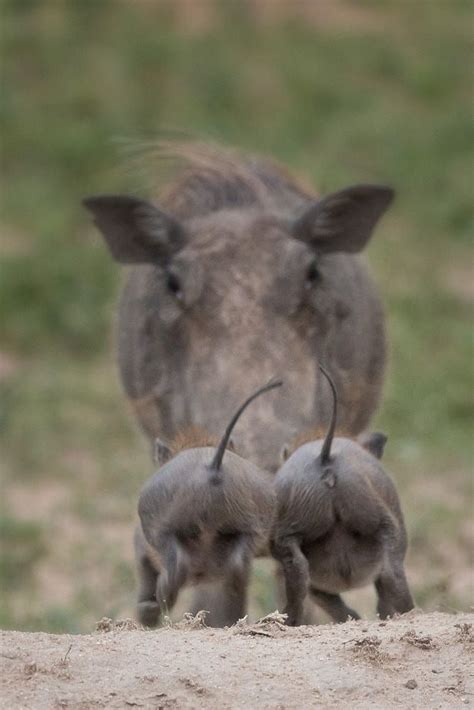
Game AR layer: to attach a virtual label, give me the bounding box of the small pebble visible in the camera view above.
[405,679,418,690]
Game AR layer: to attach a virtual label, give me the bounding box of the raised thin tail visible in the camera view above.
[209,378,283,481]
[318,364,338,465]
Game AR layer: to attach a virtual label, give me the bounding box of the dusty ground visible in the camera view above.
[1,611,472,709]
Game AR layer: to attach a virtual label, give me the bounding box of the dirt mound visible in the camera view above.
[1,611,472,709]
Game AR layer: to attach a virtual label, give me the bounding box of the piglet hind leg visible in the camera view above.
[219,534,254,626]
[274,566,321,625]
[309,587,360,623]
[375,563,414,619]
[156,538,189,617]
[136,553,161,627]
[271,537,310,626]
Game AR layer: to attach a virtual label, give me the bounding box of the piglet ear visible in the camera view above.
[153,438,173,467]
[359,432,388,460]
[82,195,187,265]
[280,443,291,463]
[292,185,394,254]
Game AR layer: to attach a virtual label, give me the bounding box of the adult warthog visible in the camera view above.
[84,143,393,472]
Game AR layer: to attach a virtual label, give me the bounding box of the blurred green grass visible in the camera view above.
[1,0,472,632]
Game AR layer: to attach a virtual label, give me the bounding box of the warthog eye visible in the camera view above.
[166,271,183,300]
[177,526,200,543]
[216,529,239,544]
[305,260,321,288]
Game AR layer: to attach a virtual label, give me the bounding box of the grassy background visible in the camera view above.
[1,0,472,632]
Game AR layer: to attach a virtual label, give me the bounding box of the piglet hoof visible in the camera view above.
[283,611,299,627]
[137,600,160,627]
[344,609,361,622]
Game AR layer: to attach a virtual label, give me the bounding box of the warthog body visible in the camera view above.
[271,366,414,625]
[135,381,280,627]
[84,143,392,471]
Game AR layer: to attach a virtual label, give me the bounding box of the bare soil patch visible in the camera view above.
[1,611,472,709]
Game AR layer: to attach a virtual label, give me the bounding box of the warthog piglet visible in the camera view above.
[271,365,414,625]
[135,379,281,627]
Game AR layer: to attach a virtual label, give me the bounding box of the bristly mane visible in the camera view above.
[169,426,235,456]
[150,141,316,220]
[286,427,353,458]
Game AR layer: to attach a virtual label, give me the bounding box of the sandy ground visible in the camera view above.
[1,611,473,709]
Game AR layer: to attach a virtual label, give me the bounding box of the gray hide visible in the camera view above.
[83,143,392,471]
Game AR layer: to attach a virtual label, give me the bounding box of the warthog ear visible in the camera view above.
[292,185,394,253]
[82,195,187,264]
[359,432,388,460]
[153,438,173,467]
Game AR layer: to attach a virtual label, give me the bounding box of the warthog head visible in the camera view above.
[83,143,393,470]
